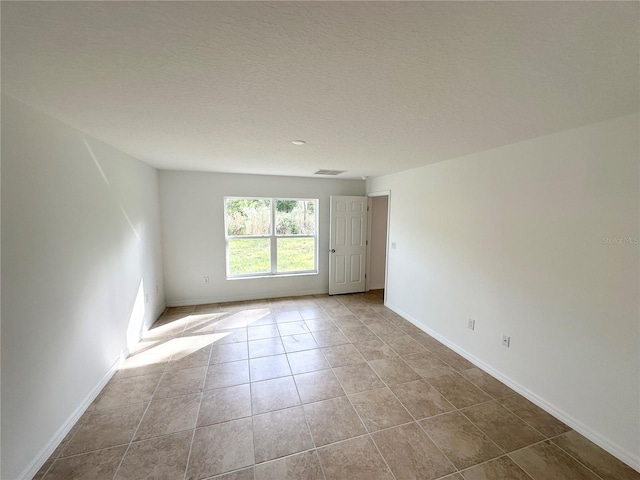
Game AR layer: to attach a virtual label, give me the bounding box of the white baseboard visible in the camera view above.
[386,302,640,473]
[165,289,329,307]
[17,353,124,480]
[368,283,385,290]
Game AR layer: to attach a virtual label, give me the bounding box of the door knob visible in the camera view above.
[330,249,336,253]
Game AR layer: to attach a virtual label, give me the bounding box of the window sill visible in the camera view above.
[226,272,318,280]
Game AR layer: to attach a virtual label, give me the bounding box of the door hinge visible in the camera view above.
[366,240,369,245]
[367,205,370,211]
[365,274,367,278]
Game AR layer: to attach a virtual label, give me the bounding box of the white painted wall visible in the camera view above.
[367,114,640,470]
[369,195,388,289]
[159,171,365,305]
[1,95,165,480]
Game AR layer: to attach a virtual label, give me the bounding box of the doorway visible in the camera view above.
[366,192,389,296]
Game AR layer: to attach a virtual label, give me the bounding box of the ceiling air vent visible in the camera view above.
[314,169,346,176]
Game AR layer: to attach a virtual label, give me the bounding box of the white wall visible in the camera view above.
[1,95,165,480]
[159,171,365,305]
[369,195,388,289]
[367,114,640,469]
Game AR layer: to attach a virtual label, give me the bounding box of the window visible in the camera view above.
[225,197,318,277]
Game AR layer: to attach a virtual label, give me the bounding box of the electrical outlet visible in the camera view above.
[391,241,397,249]
[467,318,475,330]
[502,334,510,348]
[203,276,210,284]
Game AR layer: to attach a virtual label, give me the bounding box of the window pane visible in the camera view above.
[226,198,271,236]
[277,237,315,272]
[275,200,316,235]
[228,238,271,275]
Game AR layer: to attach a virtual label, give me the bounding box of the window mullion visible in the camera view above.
[270,199,277,274]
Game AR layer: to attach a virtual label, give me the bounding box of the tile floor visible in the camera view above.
[36,291,639,480]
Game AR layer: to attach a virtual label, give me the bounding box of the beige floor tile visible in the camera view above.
[154,365,207,398]
[461,455,531,480]
[249,338,285,358]
[114,431,191,479]
[187,418,254,479]
[45,445,127,480]
[385,334,427,355]
[63,403,147,456]
[332,314,364,329]
[317,435,394,480]
[460,367,515,399]
[323,305,353,318]
[339,325,378,343]
[211,328,248,345]
[134,393,200,440]
[252,407,314,463]
[277,321,310,336]
[403,352,457,379]
[436,350,475,371]
[286,349,330,374]
[357,312,386,324]
[427,373,492,408]
[281,333,318,353]
[419,411,503,470]
[94,373,161,410]
[349,387,413,432]
[166,344,212,371]
[333,363,385,394]
[304,318,336,332]
[311,328,350,347]
[248,325,280,341]
[498,394,570,437]
[299,307,328,320]
[274,310,303,323]
[249,354,292,382]
[116,347,168,379]
[389,379,455,420]
[509,440,600,480]
[205,360,249,390]
[366,321,405,340]
[463,401,544,452]
[372,422,456,480]
[206,467,255,479]
[321,344,366,367]
[552,430,640,480]
[209,342,248,364]
[254,450,324,480]
[294,369,346,403]
[198,384,252,426]
[367,357,421,384]
[303,396,366,446]
[353,339,399,361]
[61,296,629,480]
[251,376,301,414]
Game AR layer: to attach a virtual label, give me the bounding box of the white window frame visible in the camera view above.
[224,196,319,278]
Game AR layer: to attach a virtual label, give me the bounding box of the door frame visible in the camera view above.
[365,190,391,303]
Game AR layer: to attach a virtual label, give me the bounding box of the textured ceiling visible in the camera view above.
[2,1,638,179]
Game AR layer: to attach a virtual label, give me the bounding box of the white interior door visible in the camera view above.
[329,195,368,295]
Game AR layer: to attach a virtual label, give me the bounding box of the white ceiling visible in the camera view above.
[2,2,638,179]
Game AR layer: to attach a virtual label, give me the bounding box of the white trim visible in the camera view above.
[385,301,640,473]
[17,354,124,480]
[165,288,329,307]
